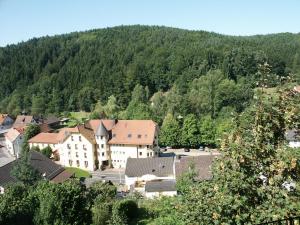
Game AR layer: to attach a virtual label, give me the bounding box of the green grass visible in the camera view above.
[69,111,91,120]
[65,167,91,178]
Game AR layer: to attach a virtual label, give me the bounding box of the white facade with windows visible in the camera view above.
[60,133,96,171]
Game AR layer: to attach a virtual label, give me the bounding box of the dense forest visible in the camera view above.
[1,25,300,146]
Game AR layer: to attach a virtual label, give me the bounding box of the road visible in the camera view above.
[85,168,125,188]
[160,148,221,157]
[0,137,15,167]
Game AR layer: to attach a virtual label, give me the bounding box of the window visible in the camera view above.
[75,144,78,150]
[67,144,71,149]
[102,152,105,157]
[76,152,79,157]
[71,136,74,141]
[128,134,132,138]
[83,144,86,150]
[79,136,82,142]
[69,160,73,166]
[84,161,88,168]
[101,144,104,149]
[113,133,116,137]
[76,160,80,167]
[137,134,142,139]
[139,145,142,148]
[100,136,103,140]
[147,153,149,157]
[147,145,149,148]
[84,153,87,158]
[68,151,71,156]
[150,152,153,156]
[139,152,142,156]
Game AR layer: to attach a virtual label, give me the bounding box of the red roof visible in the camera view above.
[108,120,157,145]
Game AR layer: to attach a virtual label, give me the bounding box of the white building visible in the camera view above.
[28,119,159,171]
[125,157,176,198]
[4,128,24,157]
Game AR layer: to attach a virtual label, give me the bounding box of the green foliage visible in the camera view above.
[180,114,200,147]
[0,183,34,225]
[0,26,296,117]
[92,198,112,225]
[41,146,52,158]
[103,95,120,119]
[178,66,300,224]
[110,199,138,225]
[33,180,89,225]
[159,113,181,147]
[22,124,41,152]
[87,181,117,206]
[199,116,216,146]
[10,151,41,186]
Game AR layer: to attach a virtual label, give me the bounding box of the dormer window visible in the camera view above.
[128,134,132,138]
[137,134,142,139]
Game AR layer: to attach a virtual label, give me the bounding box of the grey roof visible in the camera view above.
[125,157,174,177]
[0,151,67,187]
[285,130,300,142]
[145,180,176,192]
[175,155,217,181]
[95,121,108,136]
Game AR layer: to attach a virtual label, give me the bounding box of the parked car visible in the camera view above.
[160,147,167,152]
[183,148,190,152]
[198,146,204,151]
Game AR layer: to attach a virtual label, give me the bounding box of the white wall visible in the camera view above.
[29,143,58,151]
[60,133,96,171]
[110,145,155,168]
[145,191,177,199]
[6,135,23,157]
[289,141,300,148]
[125,174,175,190]
[95,134,109,164]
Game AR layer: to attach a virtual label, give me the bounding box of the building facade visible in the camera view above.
[28,119,159,171]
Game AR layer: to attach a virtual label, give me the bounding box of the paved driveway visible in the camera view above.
[85,168,125,187]
[0,138,15,167]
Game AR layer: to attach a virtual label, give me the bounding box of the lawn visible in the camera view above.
[65,167,91,178]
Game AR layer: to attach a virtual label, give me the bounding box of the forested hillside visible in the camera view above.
[1,26,300,144]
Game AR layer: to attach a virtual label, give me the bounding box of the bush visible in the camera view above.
[92,197,112,225]
[110,199,138,225]
[41,146,52,158]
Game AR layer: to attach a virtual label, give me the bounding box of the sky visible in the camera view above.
[0,0,300,47]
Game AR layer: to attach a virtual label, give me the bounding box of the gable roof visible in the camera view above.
[44,116,60,125]
[125,157,174,177]
[109,120,157,145]
[4,128,21,142]
[28,133,60,144]
[175,155,217,180]
[78,125,96,144]
[13,115,34,128]
[145,180,176,193]
[0,151,72,187]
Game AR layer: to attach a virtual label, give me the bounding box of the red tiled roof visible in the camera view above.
[4,128,21,142]
[0,114,8,124]
[28,133,60,144]
[89,119,115,133]
[13,115,34,128]
[108,120,157,145]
